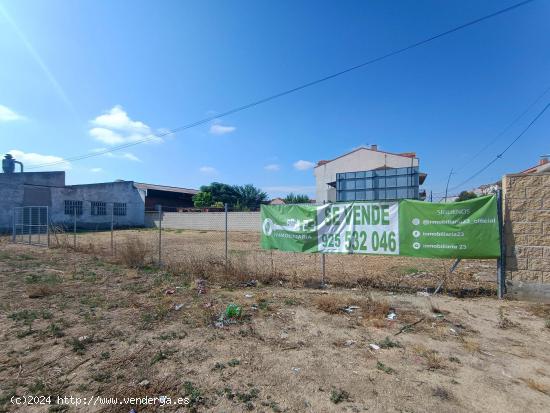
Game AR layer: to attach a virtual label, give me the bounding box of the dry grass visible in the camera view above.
[412,344,445,370]
[521,378,550,395]
[315,294,353,314]
[0,241,549,413]
[529,304,550,319]
[461,338,481,353]
[25,284,55,298]
[315,293,390,319]
[47,228,498,294]
[497,307,517,329]
[117,236,154,268]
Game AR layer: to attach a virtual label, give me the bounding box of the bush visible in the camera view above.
[117,236,152,268]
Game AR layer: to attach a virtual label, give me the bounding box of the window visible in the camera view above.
[385,177,397,188]
[113,202,127,216]
[386,189,397,199]
[64,200,83,215]
[336,167,420,201]
[91,201,107,216]
[343,180,356,190]
[343,191,356,201]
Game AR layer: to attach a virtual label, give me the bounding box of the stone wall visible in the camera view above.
[503,172,550,282]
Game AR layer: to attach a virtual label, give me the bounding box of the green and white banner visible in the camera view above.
[260,195,500,259]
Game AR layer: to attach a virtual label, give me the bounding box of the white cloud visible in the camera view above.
[199,166,217,174]
[209,123,236,135]
[90,167,103,173]
[122,153,141,162]
[264,163,280,172]
[89,105,161,146]
[8,149,70,170]
[92,105,149,133]
[0,105,25,122]
[293,160,315,171]
[89,127,126,145]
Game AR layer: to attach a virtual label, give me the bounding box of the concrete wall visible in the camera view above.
[503,172,550,282]
[146,211,260,232]
[50,181,146,228]
[0,172,65,230]
[0,172,146,230]
[314,148,419,203]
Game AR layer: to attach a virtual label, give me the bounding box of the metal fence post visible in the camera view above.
[158,205,162,266]
[73,208,77,249]
[110,204,114,255]
[46,206,50,247]
[321,200,326,287]
[497,189,506,299]
[28,207,32,245]
[12,208,16,243]
[38,206,41,245]
[225,203,228,269]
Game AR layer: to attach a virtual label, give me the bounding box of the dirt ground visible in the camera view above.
[1,239,550,412]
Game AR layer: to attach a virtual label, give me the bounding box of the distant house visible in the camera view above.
[269,198,286,205]
[519,155,550,174]
[314,145,427,203]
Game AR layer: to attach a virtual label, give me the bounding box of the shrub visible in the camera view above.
[117,236,152,268]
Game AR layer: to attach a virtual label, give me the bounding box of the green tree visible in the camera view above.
[192,191,213,208]
[199,182,238,205]
[284,193,311,204]
[455,191,477,202]
[233,184,268,209]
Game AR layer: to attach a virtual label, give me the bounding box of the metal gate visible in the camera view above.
[12,206,49,246]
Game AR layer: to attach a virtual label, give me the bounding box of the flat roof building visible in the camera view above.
[0,154,198,230]
[314,145,427,203]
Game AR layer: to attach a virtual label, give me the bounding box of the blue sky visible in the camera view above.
[0,0,548,199]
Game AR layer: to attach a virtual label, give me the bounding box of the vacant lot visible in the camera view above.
[49,228,497,294]
[1,237,549,412]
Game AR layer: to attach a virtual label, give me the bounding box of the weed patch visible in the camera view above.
[330,388,350,404]
[376,361,395,374]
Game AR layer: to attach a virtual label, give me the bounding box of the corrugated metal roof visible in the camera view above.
[134,182,198,195]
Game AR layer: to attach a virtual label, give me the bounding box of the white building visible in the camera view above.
[314,145,427,203]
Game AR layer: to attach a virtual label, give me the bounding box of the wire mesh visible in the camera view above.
[13,206,49,246]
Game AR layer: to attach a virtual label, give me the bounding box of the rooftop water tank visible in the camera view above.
[2,154,24,173]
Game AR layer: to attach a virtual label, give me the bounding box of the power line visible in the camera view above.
[454,84,550,174]
[27,0,537,170]
[447,101,550,192]
[431,84,550,196]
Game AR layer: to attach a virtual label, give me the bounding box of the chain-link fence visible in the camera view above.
[9,203,498,294]
[143,205,497,294]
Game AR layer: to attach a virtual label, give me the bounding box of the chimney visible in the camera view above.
[540,155,549,166]
[371,144,378,151]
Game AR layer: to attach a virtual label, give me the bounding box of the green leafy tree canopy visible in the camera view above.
[284,193,311,204]
[455,191,477,202]
[198,182,267,209]
[192,191,212,208]
[233,184,268,210]
[199,182,238,205]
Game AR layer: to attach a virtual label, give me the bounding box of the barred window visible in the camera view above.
[91,201,107,216]
[64,200,83,215]
[113,202,127,216]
